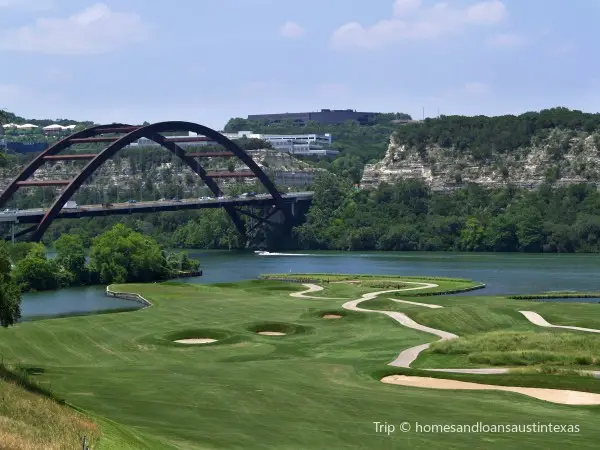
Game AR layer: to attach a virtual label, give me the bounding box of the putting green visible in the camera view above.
[2,276,600,449]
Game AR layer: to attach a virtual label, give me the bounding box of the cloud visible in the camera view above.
[393,0,422,16]
[279,21,305,38]
[489,32,527,47]
[0,3,151,55]
[331,0,507,51]
[0,0,54,10]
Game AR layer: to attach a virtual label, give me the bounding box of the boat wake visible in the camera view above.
[254,251,314,256]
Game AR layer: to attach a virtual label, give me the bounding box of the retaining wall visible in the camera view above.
[105,287,152,308]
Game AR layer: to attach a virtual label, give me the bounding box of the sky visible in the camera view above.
[0,0,598,130]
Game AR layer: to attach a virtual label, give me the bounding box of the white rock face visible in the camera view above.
[0,148,323,193]
[361,130,600,190]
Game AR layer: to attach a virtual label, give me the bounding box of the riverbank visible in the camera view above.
[20,251,600,321]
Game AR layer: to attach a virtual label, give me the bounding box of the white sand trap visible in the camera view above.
[381,375,600,405]
[175,338,217,344]
[323,314,343,319]
[258,331,286,336]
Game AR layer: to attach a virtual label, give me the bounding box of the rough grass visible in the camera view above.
[0,377,100,449]
[3,278,600,448]
[429,331,600,367]
[260,273,474,282]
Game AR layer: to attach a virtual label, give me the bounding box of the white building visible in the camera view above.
[220,131,337,157]
[129,130,338,157]
[43,124,66,132]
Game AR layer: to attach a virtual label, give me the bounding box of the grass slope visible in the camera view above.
[0,377,100,449]
[0,277,599,448]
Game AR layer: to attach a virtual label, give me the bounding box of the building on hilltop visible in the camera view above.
[247,109,377,126]
[131,130,339,157]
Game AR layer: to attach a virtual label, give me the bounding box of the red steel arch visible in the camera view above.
[21,121,291,242]
[0,123,136,207]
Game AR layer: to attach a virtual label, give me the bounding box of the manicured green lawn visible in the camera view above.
[1,277,600,449]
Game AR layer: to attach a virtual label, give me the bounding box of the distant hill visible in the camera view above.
[0,109,93,129]
[224,113,414,182]
[361,108,600,190]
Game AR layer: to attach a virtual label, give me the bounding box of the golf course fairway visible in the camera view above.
[1,274,600,449]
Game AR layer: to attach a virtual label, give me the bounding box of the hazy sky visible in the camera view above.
[0,0,598,129]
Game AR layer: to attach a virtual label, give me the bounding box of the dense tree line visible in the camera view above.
[10,225,199,292]
[31,172,600,254]
[0,224,200,328]
[394,107,600,161]
[295,173,600,253]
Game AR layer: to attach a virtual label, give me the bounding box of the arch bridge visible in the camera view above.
[0,121,312,242]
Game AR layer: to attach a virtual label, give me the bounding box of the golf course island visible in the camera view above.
[2,273,600,448]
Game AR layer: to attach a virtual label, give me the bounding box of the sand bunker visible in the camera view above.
[174,338,217,344]
[323,314,343,319]
[257,331,286,336]
[381,375,600,405]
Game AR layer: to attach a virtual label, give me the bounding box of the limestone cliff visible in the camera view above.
[0,148,321,192]
[361,129,600,190]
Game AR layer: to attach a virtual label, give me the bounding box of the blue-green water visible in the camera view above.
[21,251,600,319]
[21,285,138,320]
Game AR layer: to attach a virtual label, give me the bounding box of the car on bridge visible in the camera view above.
[127,199,137,204]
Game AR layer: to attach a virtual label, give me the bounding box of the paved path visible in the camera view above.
[290,283,600,376]
[388,298,444,309]
[289,284,346,299]
[520,311,600,334]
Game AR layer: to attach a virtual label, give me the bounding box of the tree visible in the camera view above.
[458,217,485,251]
[166,251,199,272]
[517,210,545,252]
[484,214,519,251]
[89,224,169,284]
[54,234,87,285]
[0,241,21,327]
[12,243,58,291]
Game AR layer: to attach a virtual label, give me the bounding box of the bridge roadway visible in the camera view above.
[0,191,313,224]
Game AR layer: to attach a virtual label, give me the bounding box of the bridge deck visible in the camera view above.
[0,192,313,224]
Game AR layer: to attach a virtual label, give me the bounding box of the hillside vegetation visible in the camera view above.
[225,113,412,182]
[0,372,101,449]
[295,173,600,252]
[363,108,600,190]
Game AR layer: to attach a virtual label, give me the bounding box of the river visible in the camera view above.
[21,251,600,320]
